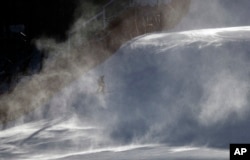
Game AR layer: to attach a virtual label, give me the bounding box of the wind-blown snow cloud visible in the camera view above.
[2,2,250,160]
[28,27,250,150]
[199,70,250,125]
[87,27,250,148]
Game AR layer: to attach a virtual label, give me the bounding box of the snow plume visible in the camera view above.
[0,0,193,127]
[1,26,250,159]
[199,70,250,126]
[63,27,250,148]
[0,1,110,127]
[1,3,250,159]
[20,27,250,149]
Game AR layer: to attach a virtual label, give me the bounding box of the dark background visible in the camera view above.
[0,0,77,41]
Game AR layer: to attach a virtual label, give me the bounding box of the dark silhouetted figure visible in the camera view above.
[97,75,105,94]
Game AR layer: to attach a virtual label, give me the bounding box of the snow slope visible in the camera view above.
[2,26,250,159]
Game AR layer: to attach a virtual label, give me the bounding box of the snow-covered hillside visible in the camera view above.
[1,26,250,159]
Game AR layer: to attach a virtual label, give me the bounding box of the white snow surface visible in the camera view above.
[2,26,250,159]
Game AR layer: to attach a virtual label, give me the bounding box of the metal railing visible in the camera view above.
[70,0,132,35]
[67,0,134,50]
